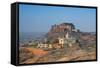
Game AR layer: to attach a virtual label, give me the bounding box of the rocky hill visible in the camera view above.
[46,23,76,38]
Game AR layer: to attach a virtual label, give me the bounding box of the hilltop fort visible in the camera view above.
[46,23,79,40]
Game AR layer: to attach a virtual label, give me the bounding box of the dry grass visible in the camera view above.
[19,44,96,64]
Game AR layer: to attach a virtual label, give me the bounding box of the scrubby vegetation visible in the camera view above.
[19,43,96,64]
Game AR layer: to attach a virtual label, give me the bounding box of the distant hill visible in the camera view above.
[19,32,46,43]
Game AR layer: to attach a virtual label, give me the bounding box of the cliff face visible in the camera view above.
[46,23,95,43]
[46,23,77,39]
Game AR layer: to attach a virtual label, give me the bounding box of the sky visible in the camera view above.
[19,4,96,33]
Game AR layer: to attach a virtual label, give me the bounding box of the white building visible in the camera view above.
[37,32,77,49]
[37,42,53,49]
[58,32,76,47]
